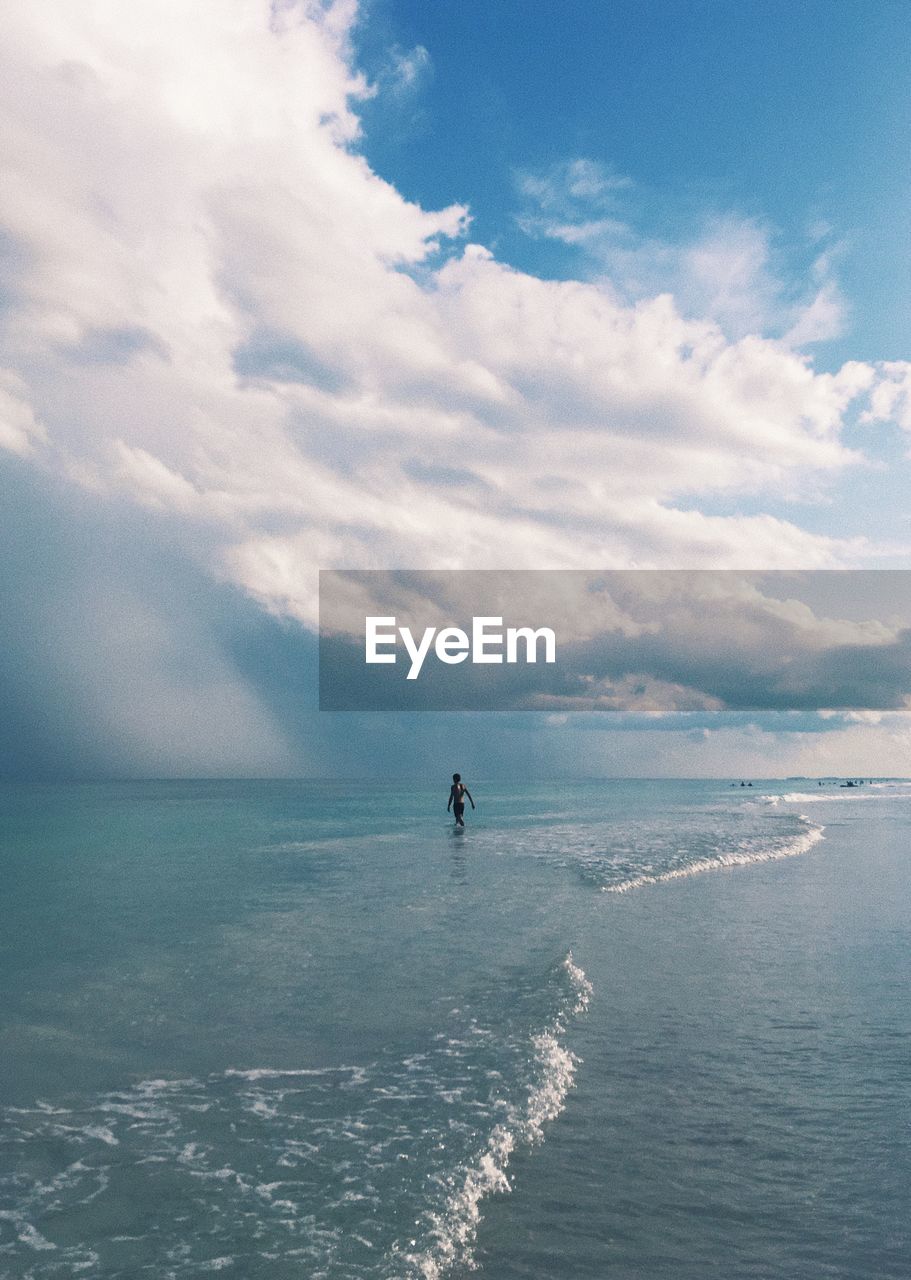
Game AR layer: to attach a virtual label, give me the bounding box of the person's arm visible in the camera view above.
[464,787,475,809]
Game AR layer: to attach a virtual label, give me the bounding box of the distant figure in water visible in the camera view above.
[448,773,475,827]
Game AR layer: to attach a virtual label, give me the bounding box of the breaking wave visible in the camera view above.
[400,953,591,1279]
[0,957,591,1280]
[764,786,911,806]
[603,817,824,895]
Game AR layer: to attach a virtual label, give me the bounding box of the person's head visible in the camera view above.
[453,773,460,782]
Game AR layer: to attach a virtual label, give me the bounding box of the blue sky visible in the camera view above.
[355,0,911,366]
[1,0,910,778]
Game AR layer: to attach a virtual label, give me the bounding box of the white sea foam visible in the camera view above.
[0,1215,58,1252]
[523,1031,576,1139]
[768,789,911,805]
[400,952,590,1280]
[2,962,590,1280]
[562,951,593,1015]
[81,1124,118,1146]
[224,1064,369,1085]
[224,1066,339,1080]
[72,1249,101,1272]
[603,819,824,894]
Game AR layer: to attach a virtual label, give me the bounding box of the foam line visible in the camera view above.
[401,954,591,1280]
[765,789,911,805]
[603,820,824,895]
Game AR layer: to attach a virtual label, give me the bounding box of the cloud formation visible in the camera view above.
[2,4,908,605]
[0,458,300,778]
[863,361,911,438]
[1,1,910,774]
[516,158,849,345]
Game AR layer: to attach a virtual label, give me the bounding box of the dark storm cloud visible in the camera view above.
[0,458,299,779]
[3,506,909,781]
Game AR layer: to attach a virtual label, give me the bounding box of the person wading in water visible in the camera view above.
[447,773,475,827]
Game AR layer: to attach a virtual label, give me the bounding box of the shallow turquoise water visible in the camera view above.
[1,779,909,1277]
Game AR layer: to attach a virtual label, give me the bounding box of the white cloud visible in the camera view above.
[784,281,845,347]
[0,371,46,455]
[0,0,906,641]
[517,162,848,345]
[385,43,432,95]
[861,361,911,434]
[517,157,632,211]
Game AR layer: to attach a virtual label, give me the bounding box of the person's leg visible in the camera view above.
[454,803,465,826]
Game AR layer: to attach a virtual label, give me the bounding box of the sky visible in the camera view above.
[1,0,911,779]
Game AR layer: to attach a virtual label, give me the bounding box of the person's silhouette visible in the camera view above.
[447,773,475,827]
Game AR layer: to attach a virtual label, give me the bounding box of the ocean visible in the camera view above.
[1,778,910,1278]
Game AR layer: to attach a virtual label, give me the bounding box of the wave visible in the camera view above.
[399,953,591,1280]
[0,959,591,1280]
[603,818,824,895]
[764,788,911,806]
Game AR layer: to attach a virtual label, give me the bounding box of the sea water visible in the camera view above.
[1,778,910,1278]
